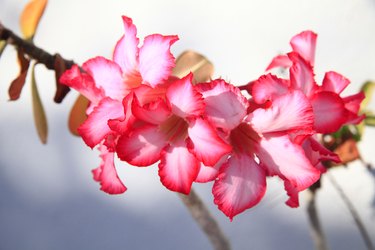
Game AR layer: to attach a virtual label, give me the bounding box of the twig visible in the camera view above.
[0,21,74,102]
[178,189,231,250]
[0,21,74,70]
[306,188,329,250]
[327,172,375,250]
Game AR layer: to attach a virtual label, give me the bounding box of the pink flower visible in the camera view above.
[263,30,365,133]
[244,30,365,206]
[196,80,320,220]
[60,16,178,194]
[116,74,232,194]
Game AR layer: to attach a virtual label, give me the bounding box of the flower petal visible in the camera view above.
[213,153,266,220]
[265,55,293,71]
[288,52,318,98]
[187,118,232,166]
[92,145,127,194]
[108,93,136,135]
[116,125,168,166]
[139,34,178,87]
[59,65,103,105]
[256,134,320,191]
[248,90,314,135]
[284,180,300,208]
[290,30,317,65]
[158,139,200,194]
[343,92,366,125]
[83,57,128,100]
[310,91,346,133]
[78,98,124,148]
[195,155,228,183]
[132,95,171,125]
[197,79,248,130]
[113,16,139,76]
[166,74,205,118]
[251,74,289,104]
[303,137,340,168]
[321,71,350,94]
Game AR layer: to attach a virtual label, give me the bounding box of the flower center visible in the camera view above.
[230,122,260,154]
[159,115,189,143]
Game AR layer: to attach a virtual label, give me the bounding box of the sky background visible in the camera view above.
[0,0,375,249]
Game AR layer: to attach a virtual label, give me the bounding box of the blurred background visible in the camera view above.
[0,0,374,249]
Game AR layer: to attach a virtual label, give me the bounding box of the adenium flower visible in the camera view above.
[242,30,365,207]
[60,16,178,194]
[116,74,232,194]
[261,30,365,133]
[60,15,363,222]
[196,80,320,220]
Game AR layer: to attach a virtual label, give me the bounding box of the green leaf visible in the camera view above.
[360,81,375,111]
[31,63,48,144]
[364,115,375,126]
[0,40,7,58]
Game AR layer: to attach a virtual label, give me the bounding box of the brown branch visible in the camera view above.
[0,21,74,102]
[0,22,74,70]
[179,189,231,250]
[306,188,329,250]
[327,172,375,250]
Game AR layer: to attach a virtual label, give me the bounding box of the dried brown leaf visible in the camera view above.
[53,53,70,103]
[31,63,48,144]
[20,0,48,39]
[172,50,214,84]
[69,94,89,136]
[8,49,30,100]
[333,139,360,166]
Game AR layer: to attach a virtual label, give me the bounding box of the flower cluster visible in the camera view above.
[60,16,364,220]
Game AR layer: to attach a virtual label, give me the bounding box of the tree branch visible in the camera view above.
[179,189,231,250]
[327,172,375,250]
[306,188,329,250]
[0,21,74,70]
[0,21,75,102]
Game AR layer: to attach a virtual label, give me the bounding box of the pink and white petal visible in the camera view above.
[308,137,341,163]
[166,74,205,118]
[284,180,300,208]
[290,31,317,65]
[321,71,350,94]
[288,52,318,98]
[343,92,365,114]
[302,138,338,173]
[108,93,137,134]
[158,140,200,194]
[139,34,178,87]
[59,65,103,104]
[310,91,346,133]
[132,96,171,125]
[256,134,320,191]
[213,153,267,220]
[251,74,289,104]
[265,54,293,71]
[92,145,127,195]
[113,16,139,75]
[83,57,128,101]
[195,155,228,183]
[196,79,248,130]
[248,90,314,135]
[78,98,124,148]
[187,118,232,166]
[133,84,168,105]
[116,125,168,166]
